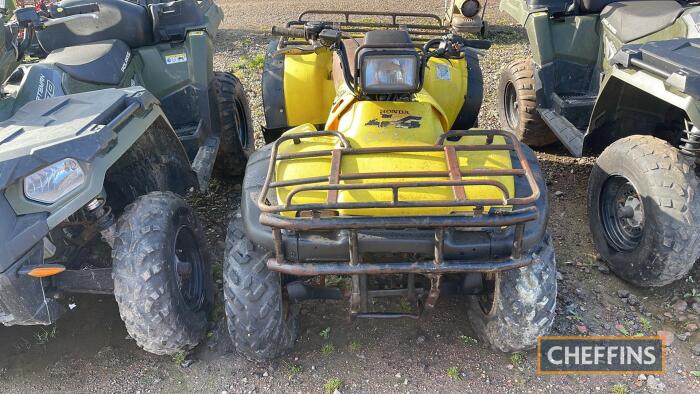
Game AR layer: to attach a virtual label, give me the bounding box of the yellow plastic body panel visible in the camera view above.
[275,101,515,217]
[422,57,468,127]
[283,49,336,126]
[282,51,471,130]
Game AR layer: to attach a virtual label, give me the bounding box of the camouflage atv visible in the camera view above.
[0,0,253,356]
[498,0,700,287]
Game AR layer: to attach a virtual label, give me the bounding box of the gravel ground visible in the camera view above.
[2,1,700,393]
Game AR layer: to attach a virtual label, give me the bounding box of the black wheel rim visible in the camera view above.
[173,225,206,311]
[503,81,520,130]
[234,98,251,151]
[477,274,497,317]
[600,176,645,252]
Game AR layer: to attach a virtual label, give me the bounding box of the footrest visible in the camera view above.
[539,108,584,157]
[192,136,219,192]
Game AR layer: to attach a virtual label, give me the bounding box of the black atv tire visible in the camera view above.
[112,191,213,355]
[212,72,255,177]
[497,59,557,147]
[223,212,300,361]
[467,234,557,352]
[588,135,700,287]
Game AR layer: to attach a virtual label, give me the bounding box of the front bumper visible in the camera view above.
[0,243,63,326]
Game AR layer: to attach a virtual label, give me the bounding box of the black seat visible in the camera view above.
[36,0,153,53]
[44,39,130,86]
[600,1,684,43]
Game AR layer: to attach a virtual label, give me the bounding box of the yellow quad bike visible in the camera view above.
[224,11,556,361]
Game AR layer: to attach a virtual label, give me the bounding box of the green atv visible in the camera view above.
[0,0,253,356]
[445,0,490,37]
[497,0,700,287]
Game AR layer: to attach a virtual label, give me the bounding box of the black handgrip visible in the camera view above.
[56,2,100,17]
[462,39,491,50]
[271,26,306,39]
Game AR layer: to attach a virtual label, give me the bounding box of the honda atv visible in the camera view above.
[224,10,556,361]
[498,0,700,287]
[0,0,252,356]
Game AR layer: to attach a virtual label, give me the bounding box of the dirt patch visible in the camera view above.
[1,1,699,393]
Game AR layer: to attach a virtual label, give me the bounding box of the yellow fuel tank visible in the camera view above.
[275,101,515,217]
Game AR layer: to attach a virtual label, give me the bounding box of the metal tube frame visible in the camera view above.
[282,10,451,44]
[258,129,541,276]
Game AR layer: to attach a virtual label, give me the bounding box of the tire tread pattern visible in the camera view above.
[223,212,299,361]
[589,135,700,286]
[498,59,558,147]
[468,235,557,352]
[112,191,209,355]
[212,72,254,176]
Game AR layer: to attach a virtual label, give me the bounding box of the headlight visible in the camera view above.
[360,53,420,94]
[24,158,85,204]
[456,0,481,18]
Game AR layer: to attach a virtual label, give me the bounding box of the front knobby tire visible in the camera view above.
[588,135,700,287]
[212,72,255,177]
[467,234,557,352]
[497,59,557,147]
[112,191,213,355]
[223,212,300,361]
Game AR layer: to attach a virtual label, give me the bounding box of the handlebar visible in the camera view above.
[43,13,98,27]
[271,26,306,39]
[51,2,100,17]
[462,39,491,50]
[272,24,492,95]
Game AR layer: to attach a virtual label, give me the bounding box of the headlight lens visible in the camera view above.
[361,54,419,94]
[24,158,85,204]
[458,0,481,17]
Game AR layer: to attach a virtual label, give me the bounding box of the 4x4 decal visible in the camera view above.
[366,115,422,129]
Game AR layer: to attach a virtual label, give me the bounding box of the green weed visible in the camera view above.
[321,342,335,355]
[288,364,303,378]
[459,335,478,346]
[510,352,525,366]
[324,378,342,393]
[447,366,461,380]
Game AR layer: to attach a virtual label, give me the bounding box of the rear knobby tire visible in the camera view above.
[112,191,213,355]
[224,212,300,361]
[212,72,255,177]
[588,135,700,286]
[497,59,557,147]
[467,234,557,352]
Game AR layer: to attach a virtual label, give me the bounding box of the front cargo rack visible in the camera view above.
[258,129,540,263]
[284,10,450,42]
[258,129,542,318]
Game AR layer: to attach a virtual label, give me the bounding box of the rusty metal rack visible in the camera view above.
[259,129,540,261]
[258,129,542,318]
[284,10,450,42]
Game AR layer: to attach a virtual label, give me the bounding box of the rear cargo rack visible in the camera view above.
[284,10,450,42]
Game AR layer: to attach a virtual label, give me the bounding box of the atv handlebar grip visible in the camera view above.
[60,2,100,16]
[463,39,491,50]
[271,26,306,39]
